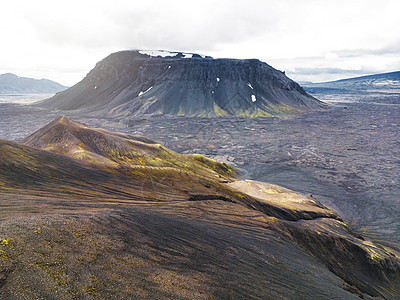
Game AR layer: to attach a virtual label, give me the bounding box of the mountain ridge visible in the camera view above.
[302,70,400,104]
[303,71,400,91]
[315,71,400,84]
[21,116,338,221]
[0,73,67,94]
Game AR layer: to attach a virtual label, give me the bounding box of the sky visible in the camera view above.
[1,0,400,86]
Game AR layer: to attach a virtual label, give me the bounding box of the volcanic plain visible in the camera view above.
[0,96,399,298]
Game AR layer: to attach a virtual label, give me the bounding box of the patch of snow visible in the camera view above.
[217,77,220,82]
[373,80,400,86]
[139,50,177,57]
[251,95,256,102]
[138,50,205,59]
[138,86,153,97]
[247,82,254,89]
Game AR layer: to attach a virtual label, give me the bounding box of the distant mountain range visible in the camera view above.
[0,73,67,94]
[303,71,400,93]
[37,50,326,117]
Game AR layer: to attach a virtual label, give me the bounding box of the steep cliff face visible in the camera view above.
[38,50,326,117]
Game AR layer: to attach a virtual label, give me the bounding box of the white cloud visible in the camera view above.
[1,0,400,85]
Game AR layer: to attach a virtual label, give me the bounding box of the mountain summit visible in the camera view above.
[38,50,326,117]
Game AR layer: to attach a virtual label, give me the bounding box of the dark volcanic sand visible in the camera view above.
[75,101,399,249]
[2,98,398,248]
[0,98,399,298]
[0,99,399,248]
[0,103,58,141]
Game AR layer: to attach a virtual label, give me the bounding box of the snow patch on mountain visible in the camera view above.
[138,86,153,96]
[138,50,205,59]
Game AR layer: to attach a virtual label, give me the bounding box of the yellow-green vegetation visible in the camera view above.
[227,101,304,118]
[34,261,68,287]
[190,153,237,177]
[249,109,274,117]
[108,103,125,115]
[83,275,100,296]
[236,108,274,118]
[1,239,10,245]
[213,103,230,116]
[361,240,398,263]
[268,103,302,114]
[0,249,9,260]
[177,106,186,116]
[0,238,11,259]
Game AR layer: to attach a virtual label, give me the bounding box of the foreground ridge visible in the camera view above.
[0,116,398,298]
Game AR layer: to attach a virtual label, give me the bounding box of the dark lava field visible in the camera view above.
[78,99,399,249]
[0,95,399,247]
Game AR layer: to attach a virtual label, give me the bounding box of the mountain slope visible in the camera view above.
[0,116,398,298]
[37,50,326,117]
[0,73,67,94]
[21,116,336,221]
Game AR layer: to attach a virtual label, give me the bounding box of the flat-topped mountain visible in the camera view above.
[0,73,67,94]
[37,50,326,117]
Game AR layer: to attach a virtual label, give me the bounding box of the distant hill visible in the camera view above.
[0,73,67,94]
[37,50,326,117]
[302,71,400,104]
[303,71,400,93]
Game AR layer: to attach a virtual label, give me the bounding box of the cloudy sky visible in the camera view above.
[1,0,400,86]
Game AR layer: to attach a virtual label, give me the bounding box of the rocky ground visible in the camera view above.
[0,196,367,299]
[0,97,398,246]
[71,100,400,249]
[0,94,399,298]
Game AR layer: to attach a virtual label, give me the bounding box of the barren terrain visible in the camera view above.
[0,93,399,298]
